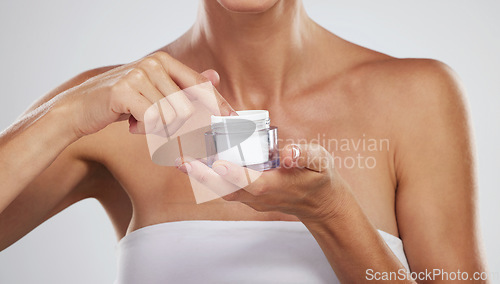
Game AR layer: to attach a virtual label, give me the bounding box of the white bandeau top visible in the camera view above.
[115,221,409,284]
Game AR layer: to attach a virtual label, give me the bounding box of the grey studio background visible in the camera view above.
[0,0,499,283]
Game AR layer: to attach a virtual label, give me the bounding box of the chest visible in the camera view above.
[228,89,396,189]
[101,87,398,230]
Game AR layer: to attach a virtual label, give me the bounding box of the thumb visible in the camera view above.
[201,69,220,88]
[281,143,333,172]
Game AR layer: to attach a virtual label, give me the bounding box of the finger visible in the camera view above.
[185,82,235,117]
[129,116,142,134]
[211,160,273,196]
[125,68,164,103]
[138,57,184,99]
[138,59,225,132]
[117,113,130,121]
[281,143,332,172]
[124,68,179,134]
[134,59,190,134]
[201,69,220,88]
[135,79,179,134]
[220,187,256,203]
[146,98,177,136]
[112,88,152,134]
[150,52,236,116]
[176,158,242,198]
[211,160,256,188]
[165,91,194,127]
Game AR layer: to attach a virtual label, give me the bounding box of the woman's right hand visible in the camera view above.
[55,51,236,138]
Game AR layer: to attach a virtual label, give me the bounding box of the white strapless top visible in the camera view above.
[115,221,409,284]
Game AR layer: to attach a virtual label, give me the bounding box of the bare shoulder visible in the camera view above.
[326,36,465,107]
[341,57,469,127]
[358,58,465,107]
[354,57,473,177]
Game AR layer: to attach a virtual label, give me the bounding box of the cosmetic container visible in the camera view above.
[205,110,279,171]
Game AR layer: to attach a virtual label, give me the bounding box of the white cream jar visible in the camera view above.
[205,110,279,171]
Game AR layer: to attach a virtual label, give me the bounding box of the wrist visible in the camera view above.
[46,100,81,143]
[299,183,357,230]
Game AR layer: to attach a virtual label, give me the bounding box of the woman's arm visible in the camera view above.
[301,199,412,283]
[303,60,488,283]
[0,51,236,249]
[0,93,81,212]
[0,67,118,250]
[394,61,488,280]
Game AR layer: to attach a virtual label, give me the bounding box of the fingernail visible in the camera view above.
[291,144,301,160]
[213,164,228,176]
[174,157,183,167]
[178,162,191,173]
[230,111,239,116]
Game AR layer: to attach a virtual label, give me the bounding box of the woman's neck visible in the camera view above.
[187,0,320,107]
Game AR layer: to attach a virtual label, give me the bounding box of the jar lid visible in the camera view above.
[211,110,269,125]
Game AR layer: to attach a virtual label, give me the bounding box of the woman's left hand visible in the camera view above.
[176,143,352,222]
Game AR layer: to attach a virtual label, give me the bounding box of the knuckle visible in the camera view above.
[109,83,120,96]
[195,75,210,85]
[110,81,128,97]
[254,185,267,196]
[127,68,147,82]
[152,50,170,61]
[139,57,161,70]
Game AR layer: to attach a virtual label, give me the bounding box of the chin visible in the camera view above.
[216,0,280,13]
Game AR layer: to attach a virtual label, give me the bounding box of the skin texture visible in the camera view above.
[0,0,488,282]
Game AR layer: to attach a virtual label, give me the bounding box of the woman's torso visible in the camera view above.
[81,34,408,240]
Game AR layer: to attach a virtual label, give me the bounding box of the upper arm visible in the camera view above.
[394,60,487,278]
[0,65,123,251]
[0,145,94,250]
